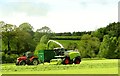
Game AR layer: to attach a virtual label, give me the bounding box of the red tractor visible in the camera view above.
[16,52,39,65]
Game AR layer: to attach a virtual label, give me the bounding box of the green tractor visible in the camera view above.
[50,48,81,65]
[38,40,81,65]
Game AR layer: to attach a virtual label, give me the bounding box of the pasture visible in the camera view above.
[1,59,118,74]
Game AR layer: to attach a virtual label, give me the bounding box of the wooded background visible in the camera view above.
[0,21,120,63]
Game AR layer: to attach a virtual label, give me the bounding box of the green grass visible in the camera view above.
[1,59,118,74]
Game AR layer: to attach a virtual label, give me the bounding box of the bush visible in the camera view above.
[3,54,19,63]
[1,52,5,63]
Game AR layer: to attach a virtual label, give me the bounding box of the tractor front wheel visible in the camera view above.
[63,57,70,65]
[19,60,26,66]
[16,62,19,66]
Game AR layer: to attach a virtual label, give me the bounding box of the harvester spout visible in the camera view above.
[47,40,64,48]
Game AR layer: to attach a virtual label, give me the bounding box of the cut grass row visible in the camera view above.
[1,59,118,74]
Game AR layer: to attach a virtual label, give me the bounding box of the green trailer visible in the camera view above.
[38,50,56,63]
[37,48,81,65]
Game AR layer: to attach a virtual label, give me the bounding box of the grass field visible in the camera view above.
[1,59,118,74]
[56,40,80,48]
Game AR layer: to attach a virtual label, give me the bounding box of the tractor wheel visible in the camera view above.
[19,60,26,66]
[16,62,19,66]
[63,57,70,65]
[74,58,81,64]
[32,59,39,65]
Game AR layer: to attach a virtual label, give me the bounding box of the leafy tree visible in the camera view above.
[1,22,36,55]
[79,34,100,58]
[98,35,117,58]
[37,26,52,33]
[91,27,106,42]
[115,36,120,58]
[0,21,5,31]
[67,42,78,50]
[98,35,110,58]
[19,23,34,36]
[14,28,36,53]
[1,24,16,54]
[19,23,33,32]
[105,22,120,37]
[34,26,53,43]
[33,31,43,43]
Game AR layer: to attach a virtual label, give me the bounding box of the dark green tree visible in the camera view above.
[19,22,34,36]
[79,34,100,58]
[1,23,16,54]
[98,35,117,58]
[36,26,52,33]
[105,22,120,37]
[91,27,106,42]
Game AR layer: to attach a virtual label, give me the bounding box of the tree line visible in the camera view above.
[0,21,120,63]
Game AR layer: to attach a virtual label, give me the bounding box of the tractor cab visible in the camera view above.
[25,51,34,58]
[53,48,66,56]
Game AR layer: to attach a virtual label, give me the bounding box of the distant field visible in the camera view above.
[52,36,81,38]
[50,36,81,40]
[56,40,80,48]
[1,59,118,74]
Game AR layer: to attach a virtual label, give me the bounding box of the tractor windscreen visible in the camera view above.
[26,52,34,58]
[53,48,65,56]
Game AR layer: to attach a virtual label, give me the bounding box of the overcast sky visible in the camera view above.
[0,0,119,33]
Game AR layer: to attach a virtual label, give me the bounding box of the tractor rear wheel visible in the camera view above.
[19,60,26,66]
[32,59,39,65]
[74,58,81,64]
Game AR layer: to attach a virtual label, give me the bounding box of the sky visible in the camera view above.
[0,0,119,33]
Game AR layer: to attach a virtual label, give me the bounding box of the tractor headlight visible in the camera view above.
[17,58,20,62]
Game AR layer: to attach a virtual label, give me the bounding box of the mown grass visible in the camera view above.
[1,59,118,74]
